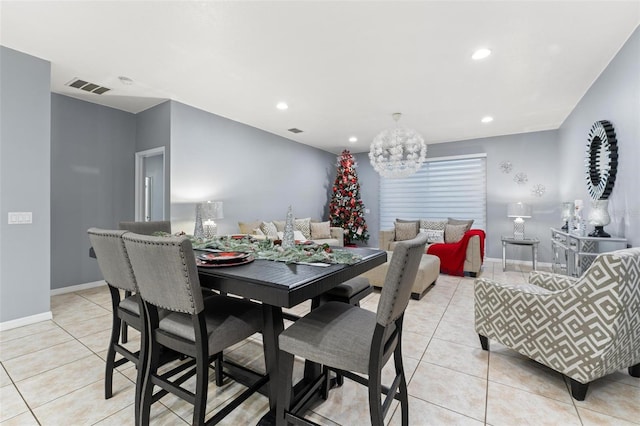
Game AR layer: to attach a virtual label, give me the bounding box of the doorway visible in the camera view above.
[135,147,165,222]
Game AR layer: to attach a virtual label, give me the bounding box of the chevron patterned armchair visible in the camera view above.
[474,247,640,400]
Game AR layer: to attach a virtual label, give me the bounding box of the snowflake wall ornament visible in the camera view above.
[531,184,546,197]
[499,161,513,174]
[514,172,528,185]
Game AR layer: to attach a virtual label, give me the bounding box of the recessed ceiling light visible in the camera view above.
[472,48,492,60]
[481,116,494,123]
[348,136,358,143]
[276,102,288,110]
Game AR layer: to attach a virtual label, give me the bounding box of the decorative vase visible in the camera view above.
[282,206,295,248]
[588,199,611,238]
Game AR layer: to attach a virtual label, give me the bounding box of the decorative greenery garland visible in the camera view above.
[153,233,362,265]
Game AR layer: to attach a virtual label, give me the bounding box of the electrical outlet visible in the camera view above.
[8,212,32,224]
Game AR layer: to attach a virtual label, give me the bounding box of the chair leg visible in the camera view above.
[193,345,208,426]
[121,290,132,343]
[105,316,121,399]
[139,337,160,426]
[276,352,294,426]
[106,286,122,399]
[321,366,330,400]
[629,363,640,377]
[394,349,409,426]
[569,378,589,401]
[214,351,224,386]
[479,335,489,351]
[368,361,384,426]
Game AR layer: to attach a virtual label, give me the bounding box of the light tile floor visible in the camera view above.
[1,260,639,425]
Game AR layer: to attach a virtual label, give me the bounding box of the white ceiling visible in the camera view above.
[1,1,639,154]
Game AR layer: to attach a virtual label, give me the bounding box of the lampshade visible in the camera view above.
[561,201,575,231]
[368,113,427,178]
[507,202,532,218]
[561,202,574,220]
[202,200,224,220]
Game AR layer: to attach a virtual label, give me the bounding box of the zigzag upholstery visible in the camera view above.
[475,248,640,399]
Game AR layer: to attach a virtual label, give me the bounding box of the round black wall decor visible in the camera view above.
[585,120,618,200]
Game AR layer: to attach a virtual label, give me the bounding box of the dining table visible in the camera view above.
[196,246,387,425]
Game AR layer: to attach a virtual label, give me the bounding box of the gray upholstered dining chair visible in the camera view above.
[116,221,171,342]
[118,220,171,235]
[122,232,268,426]
[276,233,428,426]
[87,228,142,401]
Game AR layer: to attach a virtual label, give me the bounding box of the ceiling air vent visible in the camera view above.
[65,78,111,95]
[288,128,303,134]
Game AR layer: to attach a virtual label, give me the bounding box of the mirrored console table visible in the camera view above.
[551,228,627,277]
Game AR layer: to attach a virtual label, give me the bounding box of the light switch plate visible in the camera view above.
[8,212,32,224]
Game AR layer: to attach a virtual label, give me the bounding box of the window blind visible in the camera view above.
[380,154,487,230]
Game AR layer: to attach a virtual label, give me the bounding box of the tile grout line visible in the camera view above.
[1,362,43,425]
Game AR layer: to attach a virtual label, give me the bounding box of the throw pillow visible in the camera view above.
[445,224,467,243]
[253,228,265,236]
[310,221,331,239]
[277,230,308,241]
[395,218,420,234]
[395,222,418,241]
[272,220,286,232]
[295,217,312,239]
[260,221,278,239]
[420,219,447,231]
[420,228,445,243]
[238,220,261,235]
[448,217,474,233]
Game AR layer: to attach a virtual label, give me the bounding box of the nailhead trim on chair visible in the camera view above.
[124,235,198,313]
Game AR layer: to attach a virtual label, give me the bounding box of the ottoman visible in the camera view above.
[361,251,440,300]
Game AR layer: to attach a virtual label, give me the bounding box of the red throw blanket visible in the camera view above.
[427,229,485,276]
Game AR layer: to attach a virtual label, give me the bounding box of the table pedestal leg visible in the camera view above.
[262,305,283,410]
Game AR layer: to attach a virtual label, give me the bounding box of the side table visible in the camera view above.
[501,236,540,271]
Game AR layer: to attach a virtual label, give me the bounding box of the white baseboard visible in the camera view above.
[0,311,53,331]
[0,281,106,331]
[50,280,105,296]
[485,257,552,268]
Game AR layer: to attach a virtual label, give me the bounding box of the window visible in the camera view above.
[379,154,487,230]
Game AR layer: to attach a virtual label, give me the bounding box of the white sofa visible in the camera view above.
[238,219,344,247]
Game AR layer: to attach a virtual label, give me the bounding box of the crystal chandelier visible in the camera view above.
[369,113,427,178]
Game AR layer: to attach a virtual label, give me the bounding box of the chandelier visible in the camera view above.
[368,113,427,178]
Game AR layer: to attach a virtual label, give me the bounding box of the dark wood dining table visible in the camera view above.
[196,246,387,425]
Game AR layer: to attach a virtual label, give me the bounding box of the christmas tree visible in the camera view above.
[329,150,370,244]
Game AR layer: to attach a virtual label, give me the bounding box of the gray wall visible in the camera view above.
[357,131,561,263]
[136,101,171,219]
[50,94,136,289]
[168,101,336,234]
[0,47,51,322]
[48,96,336,291]
[557,25,640,247]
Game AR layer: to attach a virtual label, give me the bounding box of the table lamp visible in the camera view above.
[561,202,574,231]
[507,202,532,240]
[194,201,224,239]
